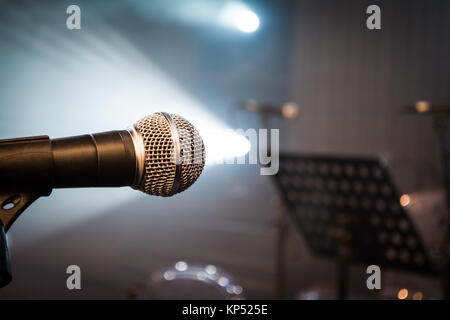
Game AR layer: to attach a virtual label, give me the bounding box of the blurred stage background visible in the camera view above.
[0,0,449,299]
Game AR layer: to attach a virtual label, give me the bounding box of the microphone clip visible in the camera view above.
[0,191,41,288]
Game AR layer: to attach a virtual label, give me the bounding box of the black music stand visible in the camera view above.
[273,152,435,299]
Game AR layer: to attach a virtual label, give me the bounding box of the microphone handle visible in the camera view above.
[52,130,136,188]
[0,131,137,195]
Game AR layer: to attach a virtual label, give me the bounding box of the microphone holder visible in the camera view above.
[0,191,41,288]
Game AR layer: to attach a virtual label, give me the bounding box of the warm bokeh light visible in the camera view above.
[399,194,411,207]
[415,100,431,113]
[282,102,300,119]
[412,291,423,300]
[397,288,409,300]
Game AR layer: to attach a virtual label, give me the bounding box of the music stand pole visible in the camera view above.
[257,112,288,299]
[337,258,349,300]
[276,207,287,299]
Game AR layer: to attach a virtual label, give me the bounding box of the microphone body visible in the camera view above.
[0,131,137,195]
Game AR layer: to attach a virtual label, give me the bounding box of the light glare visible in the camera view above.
[175,261,188,272]
[205,131,251,165]
[235,9,259,33]
[220,2,260,33]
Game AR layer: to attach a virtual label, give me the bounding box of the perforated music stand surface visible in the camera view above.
[273,152,435,275]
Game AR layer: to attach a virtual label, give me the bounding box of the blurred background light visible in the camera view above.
[130,0,260,34]
[400,194,411,207]
[175,261,188,272]
[282,102,300,119]
[397,288,409,300]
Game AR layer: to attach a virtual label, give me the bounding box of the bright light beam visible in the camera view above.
[219,2,260,33]
[206,130,251,165]
[0,8,250,239]
[234,8,260,33]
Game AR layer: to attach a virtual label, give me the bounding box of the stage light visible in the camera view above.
[235,8,259,33]
[207,130,251,165]
[220,2,260,33]
[0,15,250,240]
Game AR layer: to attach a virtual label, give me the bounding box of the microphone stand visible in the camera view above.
[0,192,41,287]
[0,135,52,287]
[258,112,288,300]
[238,102,297,299]
[0,222,11,287]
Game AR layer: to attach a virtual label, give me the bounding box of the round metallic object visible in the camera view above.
[131,112,205,197]
[129,262,244,300]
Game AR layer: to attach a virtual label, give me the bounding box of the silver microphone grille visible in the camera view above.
[132,112,205,197]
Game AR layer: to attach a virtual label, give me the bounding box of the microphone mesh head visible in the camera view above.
[134,113,205,197]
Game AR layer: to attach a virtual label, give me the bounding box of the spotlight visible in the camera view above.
[220,2,260,33]
[235,8,259,33]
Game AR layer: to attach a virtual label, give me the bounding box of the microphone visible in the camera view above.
[403,101,450,115]
[0,112,205,287]
[240,99,299,119]
[0,112,206,198]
